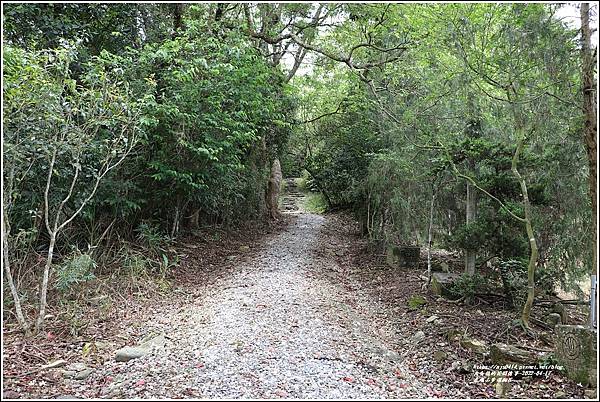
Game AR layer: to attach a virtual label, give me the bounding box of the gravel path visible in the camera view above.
[75,194,432,398]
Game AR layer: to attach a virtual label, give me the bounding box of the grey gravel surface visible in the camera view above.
[77,211,430,399]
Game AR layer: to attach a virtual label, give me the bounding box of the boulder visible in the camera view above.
[460,337,488,355]
[386,245,421,269]
[555,325,597,387]
[490,343,537,365]
[430,272,461,298]
[546,312,562,327]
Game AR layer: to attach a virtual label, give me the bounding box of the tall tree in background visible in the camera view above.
[580,3,597,322]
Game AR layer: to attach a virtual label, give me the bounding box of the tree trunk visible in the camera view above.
[581,2,598,326]
[172,4,184,36]
[2,213,31,335]
[427,184,437,283]
[512,136,539,328]
[36,232,56,333]
[465,181,477,275]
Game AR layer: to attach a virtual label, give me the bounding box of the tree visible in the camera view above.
[3,45,140,333]
[580,3,598,324]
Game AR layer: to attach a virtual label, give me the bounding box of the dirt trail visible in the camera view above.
[73,181,430,399]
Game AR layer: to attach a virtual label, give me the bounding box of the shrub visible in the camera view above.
[448,273,487,301]
[55,251,96,292]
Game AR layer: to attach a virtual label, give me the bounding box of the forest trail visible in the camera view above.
[76,182,430,399]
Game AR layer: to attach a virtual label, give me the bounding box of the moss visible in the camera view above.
[407,294,427,310]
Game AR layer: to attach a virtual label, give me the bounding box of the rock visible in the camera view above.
[386,245,420,269]
[585,389,597,399]
[431,261,450,273]
[115,334,166,362]
[445,328,463,342]
[551,302,567,324]
[433,350,448,362]
[495,381,512,397]
[451,360,472,374]
[546,312,562,327]
[412,330,426,344]
[115,346,148,362]
[61,363,93,380]
[460,337,488,355]
[426,315,439,323]
[490,343,537,364]
[555,325,597,387]
[239,245,250,252]
[430,272,461,299]
[3,390,20,399]
[555,390,566,399]
[74,369,93,380]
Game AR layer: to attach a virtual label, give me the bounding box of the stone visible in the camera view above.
[115,346,149,362]
[490,343,537,365]
[61,363,93,380]
[426,315,439,323]
[386,245,421,269]
[239,245,250,252]
[451,360,472,374]
[546,312,562,327]
[460,337,488,355]
[115,334,166,362]
[446,328,463,342]
[438,261,450,273]
[433,350,448,362]
[430,272,461,298]
[554,325,596,387]
[584,389,597,399]
[412,330,426,344]
[3,390,20,399]
[74,369,93,380]
[267,159,283,219]
[495,381,512,397]
[551,302,568,324]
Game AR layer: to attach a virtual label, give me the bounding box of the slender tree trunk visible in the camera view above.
[2,213,31,335]
[427,184,437,283]
[581,2,598,325]
[465,181,477,275]
[36,232,56,332]
[512,136,538,328]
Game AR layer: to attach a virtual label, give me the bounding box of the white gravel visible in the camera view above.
[78,212,429,399]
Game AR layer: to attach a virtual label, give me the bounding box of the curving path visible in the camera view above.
[77,184,428,399]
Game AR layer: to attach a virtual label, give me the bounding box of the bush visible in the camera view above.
[448,273,488,301]
[55,251,96,292]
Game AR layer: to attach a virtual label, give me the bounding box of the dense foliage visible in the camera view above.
[2,3,596,332]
